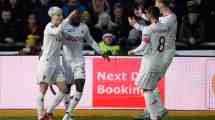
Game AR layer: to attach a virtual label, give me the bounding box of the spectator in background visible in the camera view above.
[8,0,27,21]
[127,1,147,50]
[99,33,120,55]
[20,13,42,55]
[33,0,52,27]
[200,0,214,43]
[0,0,7,12]
[92,0,110,14]
[111,2,129,55]
[179,0,205,46]
[171,0,186,23]
[0,9,23,51]
[111,2,128,39]
[93,12,117,42]
[79,0,90,11]
[62,0,78,17]
[90,0,110,26]
[81,10,91,26]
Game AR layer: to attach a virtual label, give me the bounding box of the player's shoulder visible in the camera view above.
[79,23,90,34]
[79,23,89,29]
[159,13,177,21]
[43,22,51,34]
[45,22,53,28]
[44,22,53,31]
[168,13,177,20]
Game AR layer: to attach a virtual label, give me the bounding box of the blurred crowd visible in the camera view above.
[0,0,214,55]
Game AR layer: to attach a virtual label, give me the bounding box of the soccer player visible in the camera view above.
[36,7,77,120]
[60,10,109,120]
[133,1,177,120]
[128,6,170,120]
[153,0,177,118]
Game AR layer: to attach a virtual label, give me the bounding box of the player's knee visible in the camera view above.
[39,83,48,94]
[75,79,85,92]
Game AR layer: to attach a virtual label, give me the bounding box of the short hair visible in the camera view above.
[147,6,160,20]
[48,6,63,17]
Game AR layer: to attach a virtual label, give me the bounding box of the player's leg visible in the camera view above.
[63,65,85,120]
[63,78,84,120]
[46,68,66,120]
[153,53,174,118]
[152,87,167,117]
[62,60,74,111]
[36,82,49,120]
[136,88,165,120]
[36,64,54,120]
[143,89,160,120]
[65,78,85,112]
[135,72,161,120]
[46,81,66,120]
[134,62,152,120]
[64,83,72,110]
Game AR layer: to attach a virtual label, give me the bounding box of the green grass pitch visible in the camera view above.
[1,116,215,120]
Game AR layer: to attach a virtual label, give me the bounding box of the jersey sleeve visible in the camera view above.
[159,14,177,30]
[84,25,101,54]
[62,17,70,25]
[134,22,168,34]
[152,23,168,33]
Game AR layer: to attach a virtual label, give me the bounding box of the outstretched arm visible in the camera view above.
[128,36,150,55]
[84,27,101,54]
[129,17,168,33]
[84,26,110,61]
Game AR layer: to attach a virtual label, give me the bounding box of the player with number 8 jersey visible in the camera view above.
[128,12,169,90]
[128,6,173,120]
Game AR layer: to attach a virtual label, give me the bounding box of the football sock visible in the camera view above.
[47,91,65,113]
[36,92,45,119]
[152,88,165,112]
[66,92,82,113]
[64,94,71,111]
[144,91,159,120]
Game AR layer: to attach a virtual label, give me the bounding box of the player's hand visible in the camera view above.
[128,17,137,26]
[101,53,111,62]
[128,50,135,56]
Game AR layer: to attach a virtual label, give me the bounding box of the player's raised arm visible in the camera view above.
[63,9,80,23]
[128,17,146,31]
[128,16,154,33]
[151,22,168,32]
[128,35,150,55]
[128,13,168,33]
